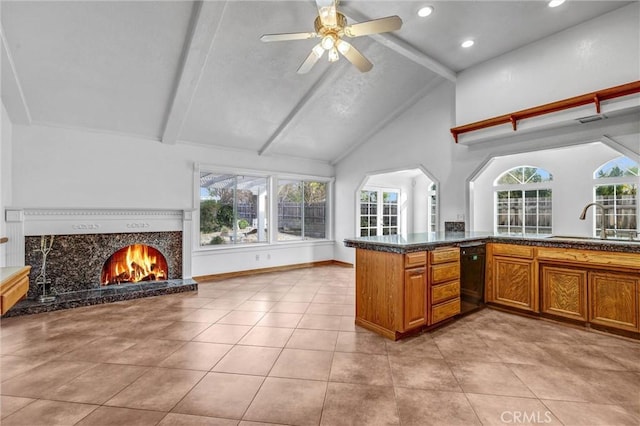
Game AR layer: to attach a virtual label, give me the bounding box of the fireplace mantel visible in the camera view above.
[4,207,193,279]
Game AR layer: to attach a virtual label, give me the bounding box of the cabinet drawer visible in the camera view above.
[432,281,460,305]
[431,263,460,284]
[430,248,460,265]
[405,251,427,268]
[431,298,460,324]
[492,243,534,259]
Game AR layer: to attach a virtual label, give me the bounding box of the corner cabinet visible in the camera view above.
[354,246,460,340]
[485,243,538,313]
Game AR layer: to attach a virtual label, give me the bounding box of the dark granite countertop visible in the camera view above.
[343,232,640,254]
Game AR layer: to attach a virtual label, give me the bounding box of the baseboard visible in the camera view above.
[193,260,353,282]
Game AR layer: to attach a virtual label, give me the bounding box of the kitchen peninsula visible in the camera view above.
[344,233,640,341]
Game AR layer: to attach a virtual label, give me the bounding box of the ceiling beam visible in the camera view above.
[161,1,227,144]
[340,6,457,82]
[1,27,32,124]
[331,76,446,165]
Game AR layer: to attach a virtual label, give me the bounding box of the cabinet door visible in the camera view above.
[589,271,639,332]
[493,257,537,312]
[541,265,587,321]
[404,267,427,331]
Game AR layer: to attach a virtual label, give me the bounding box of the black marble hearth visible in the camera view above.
[2,278,197,317]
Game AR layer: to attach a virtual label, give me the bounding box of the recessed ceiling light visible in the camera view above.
[417,6,434,17]
[461,39,474,48]
[548,0,566,8]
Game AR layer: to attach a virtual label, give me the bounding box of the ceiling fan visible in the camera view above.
[260,0,402,74]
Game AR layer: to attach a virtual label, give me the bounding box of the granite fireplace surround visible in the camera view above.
[3,208,196,317]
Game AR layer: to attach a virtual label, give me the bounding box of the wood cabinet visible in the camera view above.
[540,265,588,321]
[429,247,460,324]
[589,271,639,332]
[354,246,459,340]
[486,243,538,313]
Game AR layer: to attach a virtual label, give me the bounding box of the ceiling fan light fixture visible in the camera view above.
[337,40,350,54]
[321,35,336,50]
[328,47,340,62]
[417,6,434,17]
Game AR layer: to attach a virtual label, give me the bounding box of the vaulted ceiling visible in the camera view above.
[1,1,631,164]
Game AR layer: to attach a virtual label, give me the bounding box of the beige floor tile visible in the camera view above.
[159,412,239,425]
[279,293,315,303]
[305,303,345,315]
[508,364,601,402]
[217,310,266,326]
[105,367,205,411]
[237,326,294,348]
[593,344,640,371]
[199,299,245,310]
[173,372,263,419]
[321,382,399,426]
[537,342,628,370]
[0,396,35,419]
[297,314,343,331]
[543,399,639,426]
[449,360,535,397]
[235,300,277,312]
[107,338,185,366]
[335,331,388,354]
[193,324,252,344]
[55,335,139,362]
[385,333,444,359]
[47,363,149,404]
[388,354,460,391]
[181,309,231,323]
[568,367,640,405]
[0,355,49,382]
[244,377,326,426]
[312,294,347,304]
[255,312,302,328]
[269,348,333,380]
[286,329,338,351]
[466,393,562,426]
[269,301,310,313]
[1,360,96,398]
[395,387,481,426]
[330,352,393,386]
[75,406,166,425]
[159,342,233,371]
[212,345,281,375]
[1,399,98,426]
[10,334,99,359]
[484,340,566,367]
[149,321,212,341]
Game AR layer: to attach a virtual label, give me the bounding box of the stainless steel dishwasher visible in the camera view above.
[459,243,486,315]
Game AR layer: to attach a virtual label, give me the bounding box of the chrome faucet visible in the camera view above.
[579,202,610,239]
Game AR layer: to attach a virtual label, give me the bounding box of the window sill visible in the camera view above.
[193,239,335,254]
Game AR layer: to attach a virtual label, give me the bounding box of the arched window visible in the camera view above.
[593,156,639,237]
[495,166,553,235]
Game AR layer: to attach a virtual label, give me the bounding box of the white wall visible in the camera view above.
[9,123,335,275]
[470,142,625,236]
[334,4,640,264]
[0,102,13,267]
[456,3,640,124]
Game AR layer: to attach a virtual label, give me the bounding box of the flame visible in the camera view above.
[101,244,167,285]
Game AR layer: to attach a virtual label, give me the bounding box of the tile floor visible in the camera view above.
[1,265,639,425]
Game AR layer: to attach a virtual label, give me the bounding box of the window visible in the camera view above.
[277,180,328,241]
[429,183,437,232]
[495,166,553,235]
[593,156,639,237]
[199,173,268,246]
[359,188,399,237]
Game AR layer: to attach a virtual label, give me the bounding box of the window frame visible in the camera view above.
[592,157,639,237]
[493,166,553,236]
[276,178,330,242]
[195,164,334,252]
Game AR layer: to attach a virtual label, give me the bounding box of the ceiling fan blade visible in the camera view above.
[297,43,325,74]
[260,32,317,42]
[344,15,402,37]
[315,0,337,27]
[336,40,372,73]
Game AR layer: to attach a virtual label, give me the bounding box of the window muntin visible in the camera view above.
[359,188,399,237]
[495,166,552,235]
[277,180,328,241]
[593,156,639,237]
[199,173,268,246]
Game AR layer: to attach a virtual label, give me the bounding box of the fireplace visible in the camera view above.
[101,244,169,285]
[3,208,195,316]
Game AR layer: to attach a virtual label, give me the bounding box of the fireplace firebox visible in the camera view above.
[101,244,169,285]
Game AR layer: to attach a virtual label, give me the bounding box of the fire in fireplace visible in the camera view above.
[101,244,168,285]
